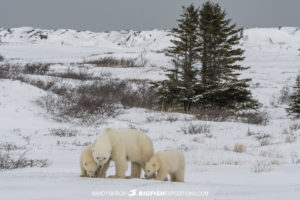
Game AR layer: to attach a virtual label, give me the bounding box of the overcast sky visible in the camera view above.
[0,0,299,31]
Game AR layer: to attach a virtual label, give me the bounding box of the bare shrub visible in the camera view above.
[24,63,50,75]
[165,115,178,123]
[0,143,26,151]
[289,121,300,131]
[146,115,161,122]
[0,149,48,170]
[290,152,300,164]
[22,135,31,145]
[194,108,234,122]
[49,68,93,80]
[247,128,258,136]
[49,128,78,137]
[28,75,156,123]
[281,128,293,135]
[181,123,211,135]
[270,160,280,165]
[37,83,120,123]
[56,140,68,147]
[193,137,204,143]
[85,57,138,67]
[285,135,297,143]
[120,82,157,109]
[179,144,190,152]
[204,133,213,138]
[251,160,272,173]
[240,111,269,125]
[0,63,25,79]
[25,79,56,91]
[138,49,148,67]
[72,140,91,147]
[0,54,4,62]
[256,133,272,146]
[269,94,279,107]
[278,85,291,104]
[233,144,246,153]
[127,124,149,133]
[259,149,283,158]
[0,64,10,78]
[223,145,230,151]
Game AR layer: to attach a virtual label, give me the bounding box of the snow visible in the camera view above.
[0,27,300,199]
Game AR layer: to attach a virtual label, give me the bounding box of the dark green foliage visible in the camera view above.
[287,72,300,117]
[0,54,4,62]
[196,1,260,110]
[153,1,260,112]
[154,4,200,111]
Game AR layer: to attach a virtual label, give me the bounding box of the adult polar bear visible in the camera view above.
[92,128,154,178]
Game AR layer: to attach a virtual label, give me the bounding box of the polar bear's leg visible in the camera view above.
[170,173,176,182]
[155,169,168,181]
[80,162,87,177]
[129,162,141,178]
[174,169,184,182]
[109,157,128,178]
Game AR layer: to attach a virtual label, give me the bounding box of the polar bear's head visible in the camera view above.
[92,150,110,169]
[144,156,160,178]
[83,161,98,177]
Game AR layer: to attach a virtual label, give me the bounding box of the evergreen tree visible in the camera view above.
[196,1,260,110]
[286,72,300,117]
[154,4,200,111]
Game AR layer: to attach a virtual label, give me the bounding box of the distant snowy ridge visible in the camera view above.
[0,27,300,52]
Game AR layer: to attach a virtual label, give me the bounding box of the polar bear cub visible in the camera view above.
[92,128,154,179]
[144,149,185,182]
[80,144,110,178]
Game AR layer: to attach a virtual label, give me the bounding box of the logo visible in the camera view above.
[128,189,137,197]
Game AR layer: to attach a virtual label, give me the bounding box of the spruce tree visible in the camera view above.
[286,72,300,117]
[154,4,200,111]
[196,1,260,110]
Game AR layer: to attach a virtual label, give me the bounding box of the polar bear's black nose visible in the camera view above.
[98,165,102,169]
[144,174,147,178]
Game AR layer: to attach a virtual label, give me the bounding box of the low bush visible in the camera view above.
[181,123,211,135]
[49,128,78,137]
[256,132,272,146]
[37,79,156,124]
[0,65,10,78]
[0,54,4,62]
[278,85,291,104]
[24,63,50,75]
[240,111,269,125]
[0,149,48,170]
[233,144,246,153]
[85,57,138,67]
[290,122,300,131]
[251,160,272,173]
[194,108,234,122]
[285,135,297,143]
[49,68,93,80]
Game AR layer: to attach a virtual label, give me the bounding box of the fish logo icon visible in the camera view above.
[128,189,137,197]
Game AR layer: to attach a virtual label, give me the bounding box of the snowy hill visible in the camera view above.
[0,27,300,200]
[1,27,300,52]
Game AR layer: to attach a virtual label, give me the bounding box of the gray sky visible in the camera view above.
[0,0,299,31]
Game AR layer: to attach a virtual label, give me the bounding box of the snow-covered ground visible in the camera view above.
[0,27,300,200]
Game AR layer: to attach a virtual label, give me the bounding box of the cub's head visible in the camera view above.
[83,161,98,177]
[91,149,110,169]
[144,156,160,178]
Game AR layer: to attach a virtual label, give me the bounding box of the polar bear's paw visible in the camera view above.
[108,175,125,179]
